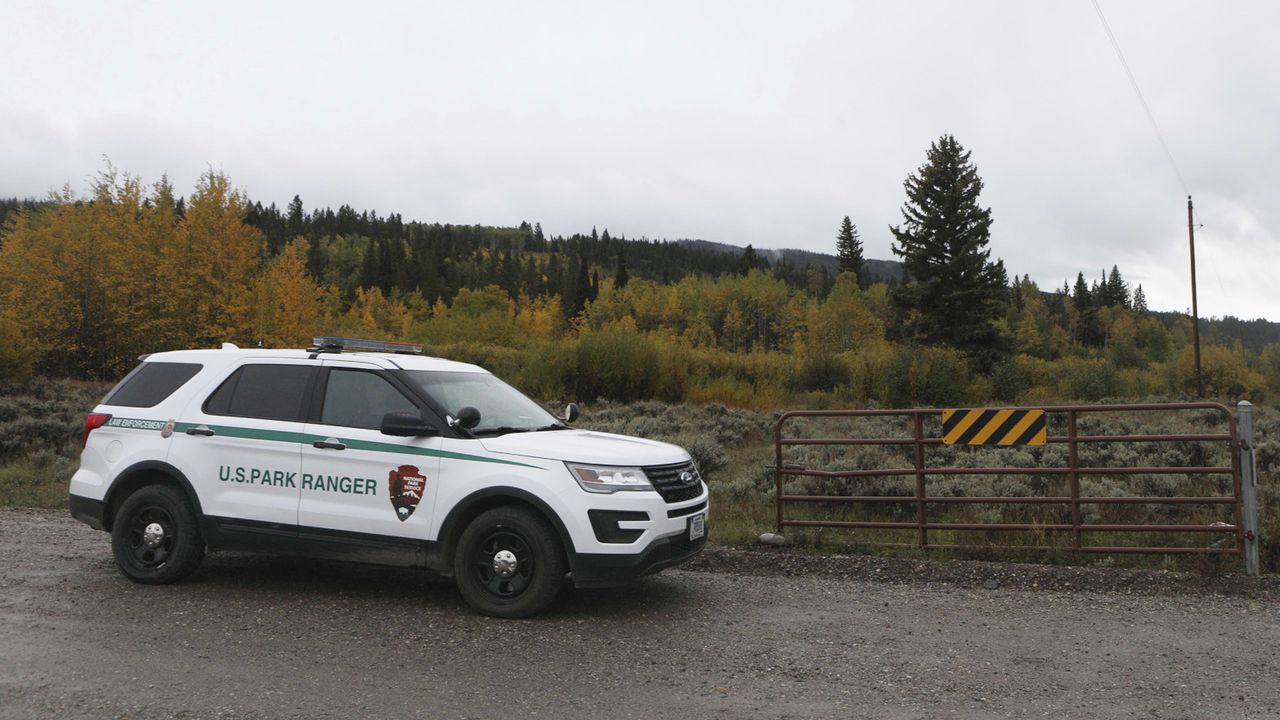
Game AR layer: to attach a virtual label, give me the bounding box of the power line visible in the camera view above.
[1090,0,1189,195]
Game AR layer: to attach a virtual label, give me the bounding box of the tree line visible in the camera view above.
[1,140,1277,407]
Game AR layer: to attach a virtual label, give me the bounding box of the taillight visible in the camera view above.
[81,413,112,448]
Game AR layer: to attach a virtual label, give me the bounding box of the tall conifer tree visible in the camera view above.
[1132,284,1148,313]
[889,135,1007,358]
[835,215,865,284]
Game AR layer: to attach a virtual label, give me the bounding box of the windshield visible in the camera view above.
[401,370,561,435]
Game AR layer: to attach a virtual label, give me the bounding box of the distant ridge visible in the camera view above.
[674,238,905,284]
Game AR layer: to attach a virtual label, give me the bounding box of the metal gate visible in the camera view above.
[773,402,1261,573]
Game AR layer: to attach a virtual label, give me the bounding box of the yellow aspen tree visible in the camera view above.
[0,303,32,378]
[0,199,71,369]
[253,237,329,347]
[130,176,189,353]
[515,294,563,339]
[722,302,746,352]
[176,171,265,346]
[805,274,884,356]
[344,287,414,338]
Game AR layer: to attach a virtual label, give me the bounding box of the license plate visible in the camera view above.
[688,513,705,540]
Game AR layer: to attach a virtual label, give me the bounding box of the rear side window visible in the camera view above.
[204,365,316,422]
[320,369,419,430]
[103,362,203,408]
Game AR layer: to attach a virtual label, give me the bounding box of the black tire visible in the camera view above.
[110,484,205,584]
[453,506,566,618]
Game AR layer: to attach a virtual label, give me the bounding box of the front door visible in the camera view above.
[298,360,442,564]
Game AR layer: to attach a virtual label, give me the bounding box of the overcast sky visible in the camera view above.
[3,1,1277,320]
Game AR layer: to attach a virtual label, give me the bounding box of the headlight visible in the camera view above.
[567,463,653,494]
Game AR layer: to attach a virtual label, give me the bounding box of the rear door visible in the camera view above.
[168,361,315,545]
[297,359,443,563]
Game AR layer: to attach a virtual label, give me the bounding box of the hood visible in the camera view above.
[479,429,690,466]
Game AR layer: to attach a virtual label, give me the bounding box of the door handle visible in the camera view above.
[185,425,215,437]
[313,438,346,450]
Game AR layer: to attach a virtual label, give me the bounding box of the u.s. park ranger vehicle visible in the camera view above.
[69,337,708,617]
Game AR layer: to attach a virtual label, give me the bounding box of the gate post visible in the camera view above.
[1238,401,1259,576]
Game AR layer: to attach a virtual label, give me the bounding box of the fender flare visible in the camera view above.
[433,486,577,572]
[102,460,205,529]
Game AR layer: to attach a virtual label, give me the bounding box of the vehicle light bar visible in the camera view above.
[310,336,424,355]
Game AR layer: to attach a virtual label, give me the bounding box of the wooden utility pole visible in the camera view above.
[1187,195,1203,397]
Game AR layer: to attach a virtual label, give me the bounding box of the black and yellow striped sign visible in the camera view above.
[941,408,1047,446]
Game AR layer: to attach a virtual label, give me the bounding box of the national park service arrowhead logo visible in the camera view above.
[388,464,427,521]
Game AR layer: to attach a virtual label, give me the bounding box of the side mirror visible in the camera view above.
[453,406,482,430]
[380,411,438,437]
[563,403,579,423]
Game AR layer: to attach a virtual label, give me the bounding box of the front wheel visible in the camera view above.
[453,506,566,618]
[110,484,205,584]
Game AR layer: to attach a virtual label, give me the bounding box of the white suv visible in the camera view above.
[69,337,708,617]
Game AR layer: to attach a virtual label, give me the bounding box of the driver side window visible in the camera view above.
[320,369,418,430]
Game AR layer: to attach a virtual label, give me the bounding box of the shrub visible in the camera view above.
[1062,358,1119,401]
[883,345,968,407]
[989,360,1028,402]
[568,324,662,403]
[1175,344,1267,401]
[790,354,850,393]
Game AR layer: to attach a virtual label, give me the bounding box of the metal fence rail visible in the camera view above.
[774,402,1256,567]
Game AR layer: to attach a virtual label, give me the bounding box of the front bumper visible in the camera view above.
[570,524,707,588]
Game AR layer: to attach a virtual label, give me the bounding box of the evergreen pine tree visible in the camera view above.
[889,134,1007,357]
[1133,284,1148,313]
[375,238,394,294]
[500,248,520,298]
[1108,265,1129,308]
[523,256,542,297]
[614,245,630,289]
[383,239,406,293]
[358,237,379,291]
[286,195,305,240]
[740,244,761,274]
[564,254,590,317]
[1072,272,1091,312]
[419,245,441,303]
[835,215,865,284]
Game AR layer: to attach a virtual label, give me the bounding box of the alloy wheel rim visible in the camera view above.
[473,529,534,598]
[127,506,175,569]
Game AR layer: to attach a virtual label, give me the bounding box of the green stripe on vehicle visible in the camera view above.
[174,423,314,445]
[171,422,542,469]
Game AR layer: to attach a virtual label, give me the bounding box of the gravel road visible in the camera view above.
[2,507,1278,720]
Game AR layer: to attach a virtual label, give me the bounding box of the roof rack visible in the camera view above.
[308,336,424,356]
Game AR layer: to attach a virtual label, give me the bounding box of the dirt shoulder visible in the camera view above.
[686,544,1280,599]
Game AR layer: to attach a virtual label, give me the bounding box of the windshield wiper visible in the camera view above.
[471,426,532,437]
[535,422,571,431]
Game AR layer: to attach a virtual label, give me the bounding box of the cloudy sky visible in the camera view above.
[3,1,1277,320]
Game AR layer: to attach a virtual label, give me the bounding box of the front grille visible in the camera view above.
[644,462,704,504]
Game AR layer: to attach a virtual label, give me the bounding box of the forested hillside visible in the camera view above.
[1,157,1277,408]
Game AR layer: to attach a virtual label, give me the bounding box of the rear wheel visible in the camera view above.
[453,506,566,618]
[111,484,205,584]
